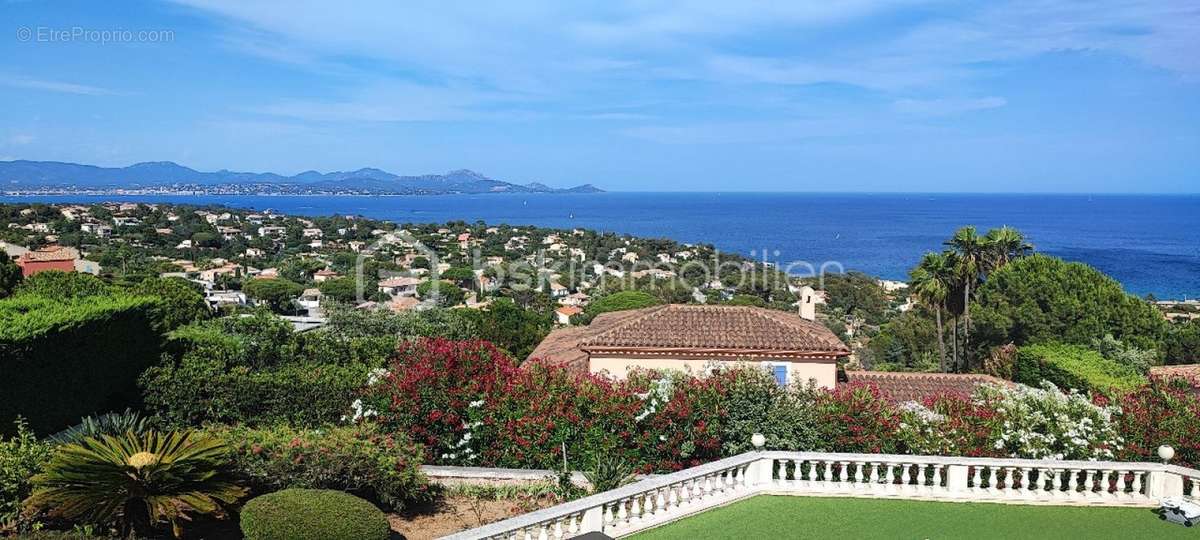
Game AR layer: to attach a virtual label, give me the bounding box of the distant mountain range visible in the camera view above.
[0,160,603,195]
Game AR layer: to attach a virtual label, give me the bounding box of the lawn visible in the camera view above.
[630,496,1193,540]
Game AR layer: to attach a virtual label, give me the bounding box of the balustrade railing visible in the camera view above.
[444,451,1199,540]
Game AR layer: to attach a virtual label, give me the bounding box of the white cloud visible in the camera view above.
[0,76,119,96]
[893,97,1007,116]
[6,134,36,145]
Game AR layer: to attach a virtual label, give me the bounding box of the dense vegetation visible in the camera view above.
[2,202,1199,539]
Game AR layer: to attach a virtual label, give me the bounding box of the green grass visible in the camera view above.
[630,496,1193,540]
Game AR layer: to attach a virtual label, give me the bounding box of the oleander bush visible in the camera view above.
[0,294,164,435]
[814,383,901,454]
[209,423,428,510]
[1105,377,1200,468]
[239,489,390,540]
[1014,343,1145,395]
[976,382,1122,460]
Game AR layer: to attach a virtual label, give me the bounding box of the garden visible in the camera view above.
[3,271,1200,539]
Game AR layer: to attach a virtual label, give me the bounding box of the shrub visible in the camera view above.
[1106,379,1200,468]
[896,394,1003,458]
[142,356,371,427]
[363,338,517,464]
[717,367,822,455]
[815,384,901,454]
[127,277,209,331]
[239,489,389,540]
[26,431,246,538]
[210,424,427,511]
[1,419,53,527]
[0,294,163,435]
[14,271,111,300]
[976,382,1122,460]
[1014,343,1145,395]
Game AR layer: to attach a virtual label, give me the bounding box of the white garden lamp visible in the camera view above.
[751,433,766,451]
[1159,445,1176,464]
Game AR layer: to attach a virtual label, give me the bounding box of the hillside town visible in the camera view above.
[4,201,1200,539]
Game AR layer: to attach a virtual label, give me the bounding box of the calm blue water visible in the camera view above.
[5,193,1199,298]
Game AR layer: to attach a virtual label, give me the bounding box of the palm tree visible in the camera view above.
[909,252,954,372]
[945,226,986,372]
[983,226,1033,271]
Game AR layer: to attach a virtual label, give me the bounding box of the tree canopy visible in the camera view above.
[243,278,305,313]
[586,290,662,317]
[972,255,1167,353]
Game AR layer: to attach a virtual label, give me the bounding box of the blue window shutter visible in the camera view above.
[773,365,788,386]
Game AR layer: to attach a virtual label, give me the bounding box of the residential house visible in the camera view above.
[15,246,79,277]
[297,288,323,317]
[559,292,590,307]
[378,276,421,297]
[555,306,583,325]
[313,269,339,283]
[528,305,849,387]
[549,282,569,298]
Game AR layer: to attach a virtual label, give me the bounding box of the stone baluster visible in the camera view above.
[1116,471,1128,498]
[1190,476,1199,498]
[823,461,833,489]
[933,465,944,490]
[855,461,866,484]
[1131,471,1142,499]
[987,467,998,493]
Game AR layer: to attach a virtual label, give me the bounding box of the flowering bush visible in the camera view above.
[1106,378,1200,468]
[977,382,1122,460]
[815,384,901,454]
[358,338,1192,473]
[362,338,517,464]
[627,370,727,472]
[210,423,428,511]
[897,394,1003,457]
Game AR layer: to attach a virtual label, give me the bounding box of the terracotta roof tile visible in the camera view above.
[18,246,76,262]
[581,305,848,354]
[527,305,848,372]
[844,371,1013,404]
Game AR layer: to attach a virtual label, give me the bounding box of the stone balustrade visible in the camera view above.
[443,451,1199,540]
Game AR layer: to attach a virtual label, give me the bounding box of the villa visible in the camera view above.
[14,245,79,277]
[529,304,849,388]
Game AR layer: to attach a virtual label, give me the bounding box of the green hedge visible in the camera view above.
[209,423,427,511]
[0,294,163,435]
[1014,343,1145,395]
[240,489,390,540]
[141,356,371,427]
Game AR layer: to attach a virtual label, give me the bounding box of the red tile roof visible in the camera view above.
[843,371,1013,404]
[580,305,848,354]
[528,304,848,372]
[18,246,76,262]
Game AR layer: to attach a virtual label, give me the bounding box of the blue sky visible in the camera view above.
[1,1,1198,192]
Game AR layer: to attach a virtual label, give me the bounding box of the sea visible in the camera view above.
[3,192,1198,299]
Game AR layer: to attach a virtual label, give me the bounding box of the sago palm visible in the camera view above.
[25,430,246,538]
